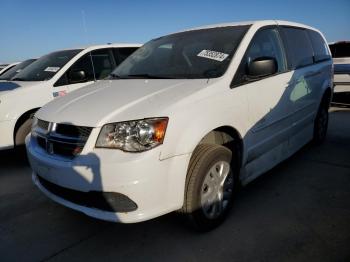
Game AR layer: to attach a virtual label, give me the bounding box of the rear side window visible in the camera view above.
[307,30,331,62]
[329,42,350,58]
[113,48,138,66]
[281,27,313,69]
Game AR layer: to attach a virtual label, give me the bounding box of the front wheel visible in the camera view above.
[15,117,33,146]
[181,144,235,231]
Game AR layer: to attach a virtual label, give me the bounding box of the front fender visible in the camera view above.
[159,88,249,160]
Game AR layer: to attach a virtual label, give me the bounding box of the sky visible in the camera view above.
[1,0,349,62]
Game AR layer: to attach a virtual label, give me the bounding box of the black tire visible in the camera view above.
[181,144,235,231]
[313,97,329,144]
[15,117,33,146]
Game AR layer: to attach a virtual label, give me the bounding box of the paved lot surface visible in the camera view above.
[0,108,349,262]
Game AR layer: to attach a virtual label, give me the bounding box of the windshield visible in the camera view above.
[12,49,82,81]
[113,25,250,79]
[329,42,350,58]
[0,59,36,80]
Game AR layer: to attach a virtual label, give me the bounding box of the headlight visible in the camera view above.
[96,118,168,152]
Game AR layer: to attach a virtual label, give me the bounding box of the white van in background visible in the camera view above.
[27,20,332,231]
[0,59,37,81]
[0,62,20,76]
[0,43,140,149]
[0,64,8,71]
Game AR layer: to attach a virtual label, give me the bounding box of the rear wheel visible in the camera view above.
[181,144,235,231]
[313,97,329,144]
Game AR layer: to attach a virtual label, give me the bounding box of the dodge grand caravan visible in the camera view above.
[27,20,333,230]
[0,43,140,150]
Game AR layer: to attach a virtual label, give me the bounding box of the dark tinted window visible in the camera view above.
[232,28,286,86]
[281,27,313,69]
[334,64,350,74]
[113,47,138,66]
[55,53,94,87]
[329,42,350,58]
[113,26,250,79]
[90,49,115,79]
[0,59,36,80]
[307,30,331,62]
[13,49,82,81]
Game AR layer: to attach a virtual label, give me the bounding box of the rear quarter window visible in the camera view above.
[281,27,314,69]
[307,30,331,62]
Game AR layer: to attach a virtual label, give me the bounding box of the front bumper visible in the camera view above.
[26,135,191,223]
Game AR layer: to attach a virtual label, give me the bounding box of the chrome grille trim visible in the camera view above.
[33,120,93,158]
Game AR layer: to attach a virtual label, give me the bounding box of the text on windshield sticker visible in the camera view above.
[197,50,229,62]
[44,67,60,73]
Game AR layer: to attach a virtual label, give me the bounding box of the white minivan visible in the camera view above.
[27,20,333,231]
[0,58,37,81]
[0,44,140,150]
[0,62,20,76]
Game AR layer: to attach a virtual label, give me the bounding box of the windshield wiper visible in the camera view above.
[125,74,174,79]
[109,73,124,79]
[11,77,25,81]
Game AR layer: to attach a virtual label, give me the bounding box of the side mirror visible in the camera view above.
[247,57,277,78]
[69,70,86,83]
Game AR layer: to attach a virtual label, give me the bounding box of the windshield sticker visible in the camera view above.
[197,50,229,62]
[44,67,60,73]
[53,90,67,98]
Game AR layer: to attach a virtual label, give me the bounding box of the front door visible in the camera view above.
[233,27,294,181]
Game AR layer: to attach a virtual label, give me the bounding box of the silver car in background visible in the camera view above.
[329,41,350,106]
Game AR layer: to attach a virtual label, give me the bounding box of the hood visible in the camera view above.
[0,80,45,97]
[36,79,209,127]
[0,81,22,94]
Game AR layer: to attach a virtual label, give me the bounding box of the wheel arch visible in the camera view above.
[322,86,332,106]
[197,125,244,170]
[13,108,40,145]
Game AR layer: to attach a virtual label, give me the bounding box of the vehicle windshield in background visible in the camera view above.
[12,49,82,81]
[0,59,37,80]
[113,25,250,79]
[329,42,350,58]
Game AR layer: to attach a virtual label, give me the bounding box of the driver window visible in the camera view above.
[232,28,286,87]
[54,53,94,87]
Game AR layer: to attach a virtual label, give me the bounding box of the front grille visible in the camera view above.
[35,121,93,159]
[37,175,138,212]
[55,124,92,139]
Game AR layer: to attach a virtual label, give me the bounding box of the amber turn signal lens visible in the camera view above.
[153,119,168,143]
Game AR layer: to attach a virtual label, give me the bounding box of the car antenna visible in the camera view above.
[81,10,96,82]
